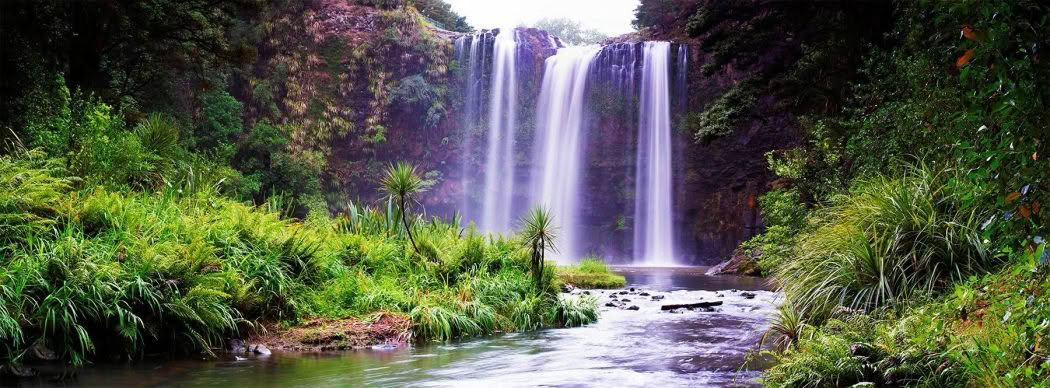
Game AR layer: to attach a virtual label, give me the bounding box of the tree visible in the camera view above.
[0,0,260,125]
[533,18,609,46]
[381,162,428,254]
[411,0,472,32]
[520,207,558,288]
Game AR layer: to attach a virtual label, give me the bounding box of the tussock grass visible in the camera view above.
[0,152,597,365]
[775,164,992,321]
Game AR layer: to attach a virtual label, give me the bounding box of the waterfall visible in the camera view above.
[533,46,601,262]
[634,41,675,266]
[479,29,519,232]
[454,33,488,224]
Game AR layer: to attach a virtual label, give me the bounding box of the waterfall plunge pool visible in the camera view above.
[18,267,778,388]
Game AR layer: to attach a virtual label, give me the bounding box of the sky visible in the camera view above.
[444,0,641,36]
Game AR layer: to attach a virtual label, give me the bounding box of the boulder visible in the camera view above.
[249,344,271,356]
[228,339,246,354]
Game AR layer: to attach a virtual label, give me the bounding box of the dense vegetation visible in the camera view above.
[0,0,607,371]
[635,0,1050,385]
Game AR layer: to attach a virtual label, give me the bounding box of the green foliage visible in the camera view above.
[391,74,446,129]
[192,89,244,160]
[411,0,472,32]
[0,152,595,365]
[687,79,759,142]
[555,256,626,289]
[777,164,993,322]
[533,17,609,46]
[737,189,807,274]
[381,161,429,254]
[520,207,558,288]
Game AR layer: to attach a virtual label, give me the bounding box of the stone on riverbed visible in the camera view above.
[660,301,723,311]
[741,292,756,299]
[651,295,665,300]
[249,344,271,356]
[626,305,640,311]
[228,339,246,354]
[639,292,650,296]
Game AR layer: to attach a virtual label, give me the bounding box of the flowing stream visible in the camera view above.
[19,268,776,388]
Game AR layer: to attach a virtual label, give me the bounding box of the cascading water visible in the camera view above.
[454,33,488,224]
[479,29,519,232]
[634,41,676,266]
[533,46,601,262]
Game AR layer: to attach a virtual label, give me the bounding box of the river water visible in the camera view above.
[19,267,777,388]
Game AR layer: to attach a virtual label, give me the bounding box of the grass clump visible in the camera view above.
[0,152,598,366]
[555,256,626,289]
[775,164,992,321]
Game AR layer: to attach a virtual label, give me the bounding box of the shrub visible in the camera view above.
[775,164,992,321]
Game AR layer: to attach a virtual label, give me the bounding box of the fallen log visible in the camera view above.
[660,301,723,311]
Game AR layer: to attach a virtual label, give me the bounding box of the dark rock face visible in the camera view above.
[291,1,887,266]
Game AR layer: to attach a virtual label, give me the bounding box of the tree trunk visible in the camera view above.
[401,197,419,255]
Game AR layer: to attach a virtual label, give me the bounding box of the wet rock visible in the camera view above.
[639,292,650,296]
[716,293,725,298]
[582,290,591,295]
[651,295,665,301]
[561,284,575,293]
[626,305,640,311]
[701,307,718,312]
[661,301,723,311]
[228,339,246,354]
[605,302,620,308]
[28,343,57,361]
[629,288,635,292]
[741,292,756,299]
[619,291,629,295]
[621,298,631,302]
[249,344,271,356]
[0,363,37,377]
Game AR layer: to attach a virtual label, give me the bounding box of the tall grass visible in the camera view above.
[0,152,595,364]
[775,164,992,321]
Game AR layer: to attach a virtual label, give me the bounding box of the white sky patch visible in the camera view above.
[444,0,641,36]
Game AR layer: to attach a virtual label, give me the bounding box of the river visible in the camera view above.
[17,267,778,388]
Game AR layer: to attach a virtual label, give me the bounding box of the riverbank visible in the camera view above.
[0,151,597,370]
[6,267,781,387]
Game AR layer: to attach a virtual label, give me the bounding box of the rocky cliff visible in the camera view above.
[251,0,889,264]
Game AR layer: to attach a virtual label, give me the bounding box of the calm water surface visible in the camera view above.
[20,267,778,387]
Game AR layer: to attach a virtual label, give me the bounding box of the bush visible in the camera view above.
[775,165,993,321]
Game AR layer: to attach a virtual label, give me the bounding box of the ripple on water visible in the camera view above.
[36,267,779,388]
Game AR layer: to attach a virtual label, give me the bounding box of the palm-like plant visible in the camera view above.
[381,161,428,254]
[520,207,558,288]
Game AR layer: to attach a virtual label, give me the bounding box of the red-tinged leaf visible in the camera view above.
[1005,192,1022,204]
[1033,151,1038,161]
[1020,204,1031,218]
[956,49,975,68]
[1033,201,1041,215]
[961,25,977,40]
